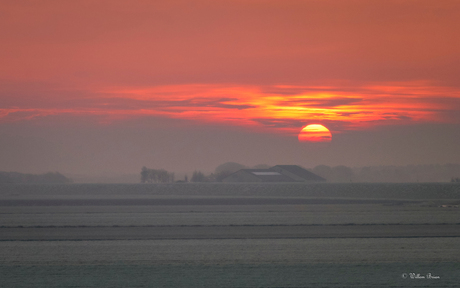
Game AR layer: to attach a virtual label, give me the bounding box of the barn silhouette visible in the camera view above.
[222,165,326,182]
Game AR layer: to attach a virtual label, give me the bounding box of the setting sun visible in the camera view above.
[298,124,332,143]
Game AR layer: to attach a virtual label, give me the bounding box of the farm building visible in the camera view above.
[221,169,294,183]
[222,165,326,183]
[270,165,326,182]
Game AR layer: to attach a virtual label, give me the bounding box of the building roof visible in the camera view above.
[271,165,326,181]
[221,165,326,182]
[232,169,296,182]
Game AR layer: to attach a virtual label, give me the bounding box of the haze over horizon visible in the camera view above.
[1,1,460,176]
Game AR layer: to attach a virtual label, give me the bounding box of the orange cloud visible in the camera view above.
[1,1,459,135]
[1,82,459,136]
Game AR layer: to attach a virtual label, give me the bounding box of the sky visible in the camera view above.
[1,0,460,176]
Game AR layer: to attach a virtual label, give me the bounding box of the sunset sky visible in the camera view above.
[1,0,459,176]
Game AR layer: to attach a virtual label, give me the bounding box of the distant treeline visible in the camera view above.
[312,164,460,183]
[183,163,272,183]
[0,171,73,184]
[141,162,269,183]
[141,162,460,183]
[141,167,175,183]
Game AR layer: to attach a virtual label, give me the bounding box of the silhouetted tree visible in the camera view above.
[141,167,149,183]
[331,165,354,182]
[214,170,234,182]
[215,162,246,174]
[141,167,174,183]
[191,170,206,182]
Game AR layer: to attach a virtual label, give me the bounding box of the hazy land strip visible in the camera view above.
[0,198,422,206]
[1,224,459,241]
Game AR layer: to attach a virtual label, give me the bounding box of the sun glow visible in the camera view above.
[298,124,332,143]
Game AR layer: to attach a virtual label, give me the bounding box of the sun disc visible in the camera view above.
[298,124,332,143]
